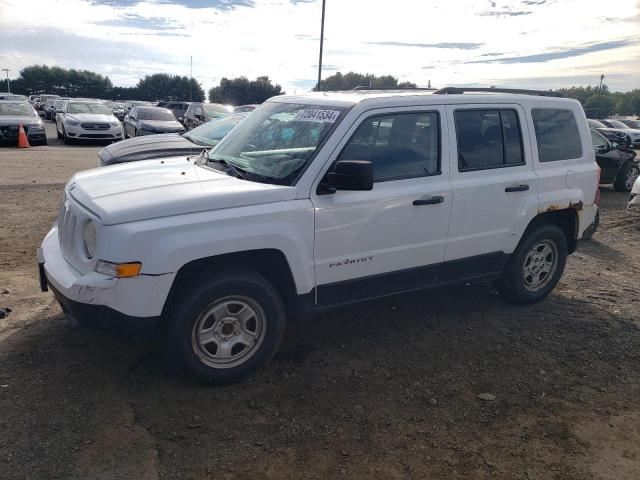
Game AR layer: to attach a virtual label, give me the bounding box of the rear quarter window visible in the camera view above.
[532,108,582,162]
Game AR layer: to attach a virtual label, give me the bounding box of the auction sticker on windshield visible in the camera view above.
[294,109,341,123]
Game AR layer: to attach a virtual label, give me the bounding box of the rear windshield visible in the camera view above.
[203,104,231,117]
[137,108,176,121]
[0,102,33,115]
[68,103,111,115]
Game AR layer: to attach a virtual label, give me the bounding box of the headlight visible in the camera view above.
[82,221,97,259]
[27,123,43,130]
[96,260,142,278]
[67,121,80,126]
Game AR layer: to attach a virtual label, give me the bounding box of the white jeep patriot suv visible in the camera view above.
[38,87,599,384]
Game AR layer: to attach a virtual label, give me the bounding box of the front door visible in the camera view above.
[311,106,452,306]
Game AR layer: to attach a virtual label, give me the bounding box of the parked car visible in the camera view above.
[36,94,60,112]
[124,100,152,113]
[0,94,27,100]
[618,119,640,130]
[599,119,640,148]
[591,129,639,191]
[234,104,258,113]
[183,103,233,130]
[629,175,640,209]
[106,102,127,121]
[159,101,193,124]
[0,100,47,146]
[52,99,65,122]
[28,95,40,105]
[38,88,599,384]
[98,113,248,166]
[588,119,631,148]
[123,106,185,138]
[43,98,59,120]
[56,100,123,144]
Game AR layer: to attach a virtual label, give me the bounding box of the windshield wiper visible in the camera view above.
[207,156,245,179]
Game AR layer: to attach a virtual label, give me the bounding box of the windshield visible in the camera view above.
[588,119,606,128]
[206,102,346,185]
[185,115,246,146]
[68,103,111,115]
[0,102,34,115]
[137,107,176,121]
[606,119,629,129]
[203,104,231,117]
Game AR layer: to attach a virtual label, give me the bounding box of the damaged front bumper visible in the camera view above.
[38,227,175,339]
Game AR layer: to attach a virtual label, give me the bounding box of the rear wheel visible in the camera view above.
[614,162,640,192]
[499,223,567,304]
[165,268,286,384]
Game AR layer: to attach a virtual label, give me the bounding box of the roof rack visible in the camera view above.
[433,87,562,97]
[351,86,437,91]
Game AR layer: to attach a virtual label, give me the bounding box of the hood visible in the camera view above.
[0,115,41,125]
[69,157,297,225]
[67,113,116,123]
[97,133,201,164]
[139,120,184,131]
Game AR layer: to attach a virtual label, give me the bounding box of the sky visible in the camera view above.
[0,0,639,95]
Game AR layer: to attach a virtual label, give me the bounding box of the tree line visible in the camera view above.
[7,65,640,116]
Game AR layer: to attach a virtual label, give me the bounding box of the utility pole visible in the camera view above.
[316,0,326,91]
[1,69,10,93]
[596,73,605,117]
[189,56,193,101]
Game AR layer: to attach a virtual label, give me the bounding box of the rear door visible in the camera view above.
[443,104,539,278]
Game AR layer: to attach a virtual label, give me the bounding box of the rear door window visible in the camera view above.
[454,109,524,171]
[532,108,582,162]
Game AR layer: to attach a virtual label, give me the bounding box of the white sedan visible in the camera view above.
[56,101,123,144]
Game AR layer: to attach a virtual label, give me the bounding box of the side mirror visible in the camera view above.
[611,142,619,150]
[326,160,374,191]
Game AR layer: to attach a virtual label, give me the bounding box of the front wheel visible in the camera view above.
[165,268,286,384]
[499,223,567,304]
[614,162,640,192]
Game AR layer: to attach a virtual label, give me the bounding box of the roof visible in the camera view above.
[271,88,572,108]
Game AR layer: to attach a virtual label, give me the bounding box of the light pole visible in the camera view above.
[596,73,605,117]
[1,69,9,93]
[316,0,326,91]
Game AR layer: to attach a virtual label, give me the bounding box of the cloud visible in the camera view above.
[466,39,636,64]
[478,9,531,16]
[522,0,546,4]
[365,41,483,49]
[95,14,184,30]
[91,0,256,9]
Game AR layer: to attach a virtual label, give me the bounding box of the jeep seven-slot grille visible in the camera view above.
[81,123,110,130]
[58,200,77,262]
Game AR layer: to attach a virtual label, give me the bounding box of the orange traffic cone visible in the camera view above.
[18,123,30,148]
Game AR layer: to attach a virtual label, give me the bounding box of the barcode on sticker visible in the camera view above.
[294,109,341,123]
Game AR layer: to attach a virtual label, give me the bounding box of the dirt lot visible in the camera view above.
[1,128,639,479]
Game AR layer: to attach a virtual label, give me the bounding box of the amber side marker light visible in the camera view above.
[96,261,142,278]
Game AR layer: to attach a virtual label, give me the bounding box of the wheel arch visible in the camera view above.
[161,249,300,327]
[523,208,578,254]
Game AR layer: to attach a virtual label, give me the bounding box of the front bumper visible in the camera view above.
[66,123,123,140]
[38,226,175,339]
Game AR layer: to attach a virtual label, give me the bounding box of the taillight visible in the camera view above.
[595,165,601,205]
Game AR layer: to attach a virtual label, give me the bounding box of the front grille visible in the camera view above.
[81,123,110,130]
[58,199,77,263]
[0,125,27,138]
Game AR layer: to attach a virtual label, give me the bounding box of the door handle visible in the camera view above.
[505,184,530,192]
[413,195,444,206]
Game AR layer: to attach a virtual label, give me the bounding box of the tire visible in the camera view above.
[164,268,286,384]
[581,209,599,241]
[614,162,640,192]
[499,223,567,304]
[56,126,62,139]
[62,126,71,145]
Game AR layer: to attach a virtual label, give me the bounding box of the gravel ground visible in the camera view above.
[0,128,639,479]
